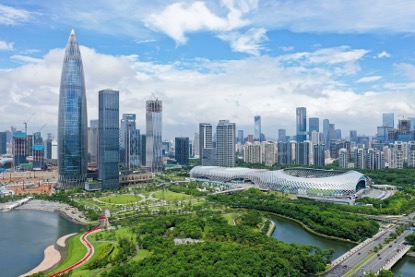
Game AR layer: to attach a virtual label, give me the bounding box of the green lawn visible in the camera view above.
[222,213,240,225]
[153,190,193,201]
[49,234,87,274]
[98,194,143,204]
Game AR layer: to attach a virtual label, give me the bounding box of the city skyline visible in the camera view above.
[1,1,415,138]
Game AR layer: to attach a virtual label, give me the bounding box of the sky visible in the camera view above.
[1,0,415,140]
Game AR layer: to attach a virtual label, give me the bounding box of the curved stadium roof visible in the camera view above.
[190,166,367,197]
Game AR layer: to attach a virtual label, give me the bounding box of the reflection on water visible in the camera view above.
[392,255,415,277]
[271,215,353,260]
[0,210,80,277]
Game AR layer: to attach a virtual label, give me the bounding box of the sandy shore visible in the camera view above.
[16,200,91,225]
[19,232,78,277]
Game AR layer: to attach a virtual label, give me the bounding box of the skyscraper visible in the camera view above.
[88,119,99,164]
[323,119,330,146]
[296,107,307,142]
[296,141,310,166]
[98,89,120,190]
[0,132,6,154]
[254,115,261,142]
[216,120,236,167]
[237,130,244,144]
[308,117,319,139]
[278,129,286,142]
[146,99,163,172]
[120,114,136,168]
[383,113,394,128]
[175,137,189,165]
[199,123,213,165]
[58,30,88,188]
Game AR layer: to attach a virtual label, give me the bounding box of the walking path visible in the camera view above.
[49,227,101,277]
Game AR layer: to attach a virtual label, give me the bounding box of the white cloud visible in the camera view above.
[0,40,13,51]
[11,55,42,64]
[1,46,414,138]
[280,46,294,52]
[376,51,391,58]
[356,76,382,83]
[0,4,31,25]
[218,27,267,55]
[395,63,415,80]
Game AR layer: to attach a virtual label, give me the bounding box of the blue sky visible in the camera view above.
[1,0,415,140]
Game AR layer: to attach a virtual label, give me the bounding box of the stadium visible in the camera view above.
[190,166,368,197]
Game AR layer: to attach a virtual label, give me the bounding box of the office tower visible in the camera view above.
[141,134,146,166]
[45,138,52,160]
[88,119,99,164]
[32,132,45,170]
[323,119,330,146]
[338,148,348,168]
[263,141,277,166]
[398,119,411,135]
[296,107,307,142]
[0,132,6,154]
[146,99,163,172]
[58,30,88,188]
[278,129,286,142]
[296,141,310,166]
[243,142,262,164]
[175,137,189,166]
[189,141,193,157]
[98,89,120,190]
[247,134,254,143]
[120,114,136,168]
[383,113,394,128]
[308,117,319,139]
[311,131,320,145]
[335,129,342,140]
[330,140,350,159]
[313,144,325,166]
[237,130,244,144]
[277,141,292,165]
[254,115,261,142]
[216,120,236,167]
[128,129,141,167]
[199,123,213,165]
[350,130,357,142]
[193,133,200,157]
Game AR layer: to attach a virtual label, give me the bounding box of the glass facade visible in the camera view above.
[98,89,120,190]
[296,107,307,142]
[58,30,88,188]
[254,115,261,141]
[146,100,163,172]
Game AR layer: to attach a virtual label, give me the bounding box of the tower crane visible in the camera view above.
[23,113,35,134]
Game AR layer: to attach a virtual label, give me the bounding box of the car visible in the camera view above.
[358,252,361,255]
[389,245,392,248]
[379,257,382,260]
[377,253,380,257]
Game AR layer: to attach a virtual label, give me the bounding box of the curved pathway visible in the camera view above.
[49,227,101,277]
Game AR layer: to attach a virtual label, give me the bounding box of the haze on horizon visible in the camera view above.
[1,0,415,139]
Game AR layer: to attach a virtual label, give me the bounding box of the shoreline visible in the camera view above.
[268,212,358,244]
[16,199,91,225]
[19,233,78,277]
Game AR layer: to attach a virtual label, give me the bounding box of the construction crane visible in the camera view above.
[23,113,35,135]
[35,123,47,134]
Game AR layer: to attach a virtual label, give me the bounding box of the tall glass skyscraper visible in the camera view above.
[146,99,163,172]
[296,107,307,142]
[254,115,261,141]
[58,30,88,188]
[216,120,236,167]
[382,113,394,128]
[98,89,119,190]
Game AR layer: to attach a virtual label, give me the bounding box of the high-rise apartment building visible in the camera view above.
[58,30,88,188]
[263,141,277,166]
[216,120,236,167]
[175,137,189,166]
[277,141,292,165]
[383,113,394,128]
[295,141,310,166]
[146,99,163,172]
[296,107,307,142]
[243,142,262,164]
[98,89,120,190]
[254,115,261,142]
[338,148,348,168]
[199,123,213,165]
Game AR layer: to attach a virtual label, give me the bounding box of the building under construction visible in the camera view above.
[13,131,27,167]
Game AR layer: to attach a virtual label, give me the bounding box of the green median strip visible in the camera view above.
[343,253,375,277]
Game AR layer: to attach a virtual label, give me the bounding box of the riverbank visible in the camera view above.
[19,233,77,277]
[16,199,91,225]
[268,212,359,244]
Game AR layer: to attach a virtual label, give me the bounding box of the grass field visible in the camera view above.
[222,213,240,225]
[49,234,86,274]
[153,190,193,201]
[98,194,143,204]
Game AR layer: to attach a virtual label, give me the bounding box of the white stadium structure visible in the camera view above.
[190,166,368,197]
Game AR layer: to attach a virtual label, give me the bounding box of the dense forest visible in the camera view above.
[209,188,379,242]
[103,214,333,277]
